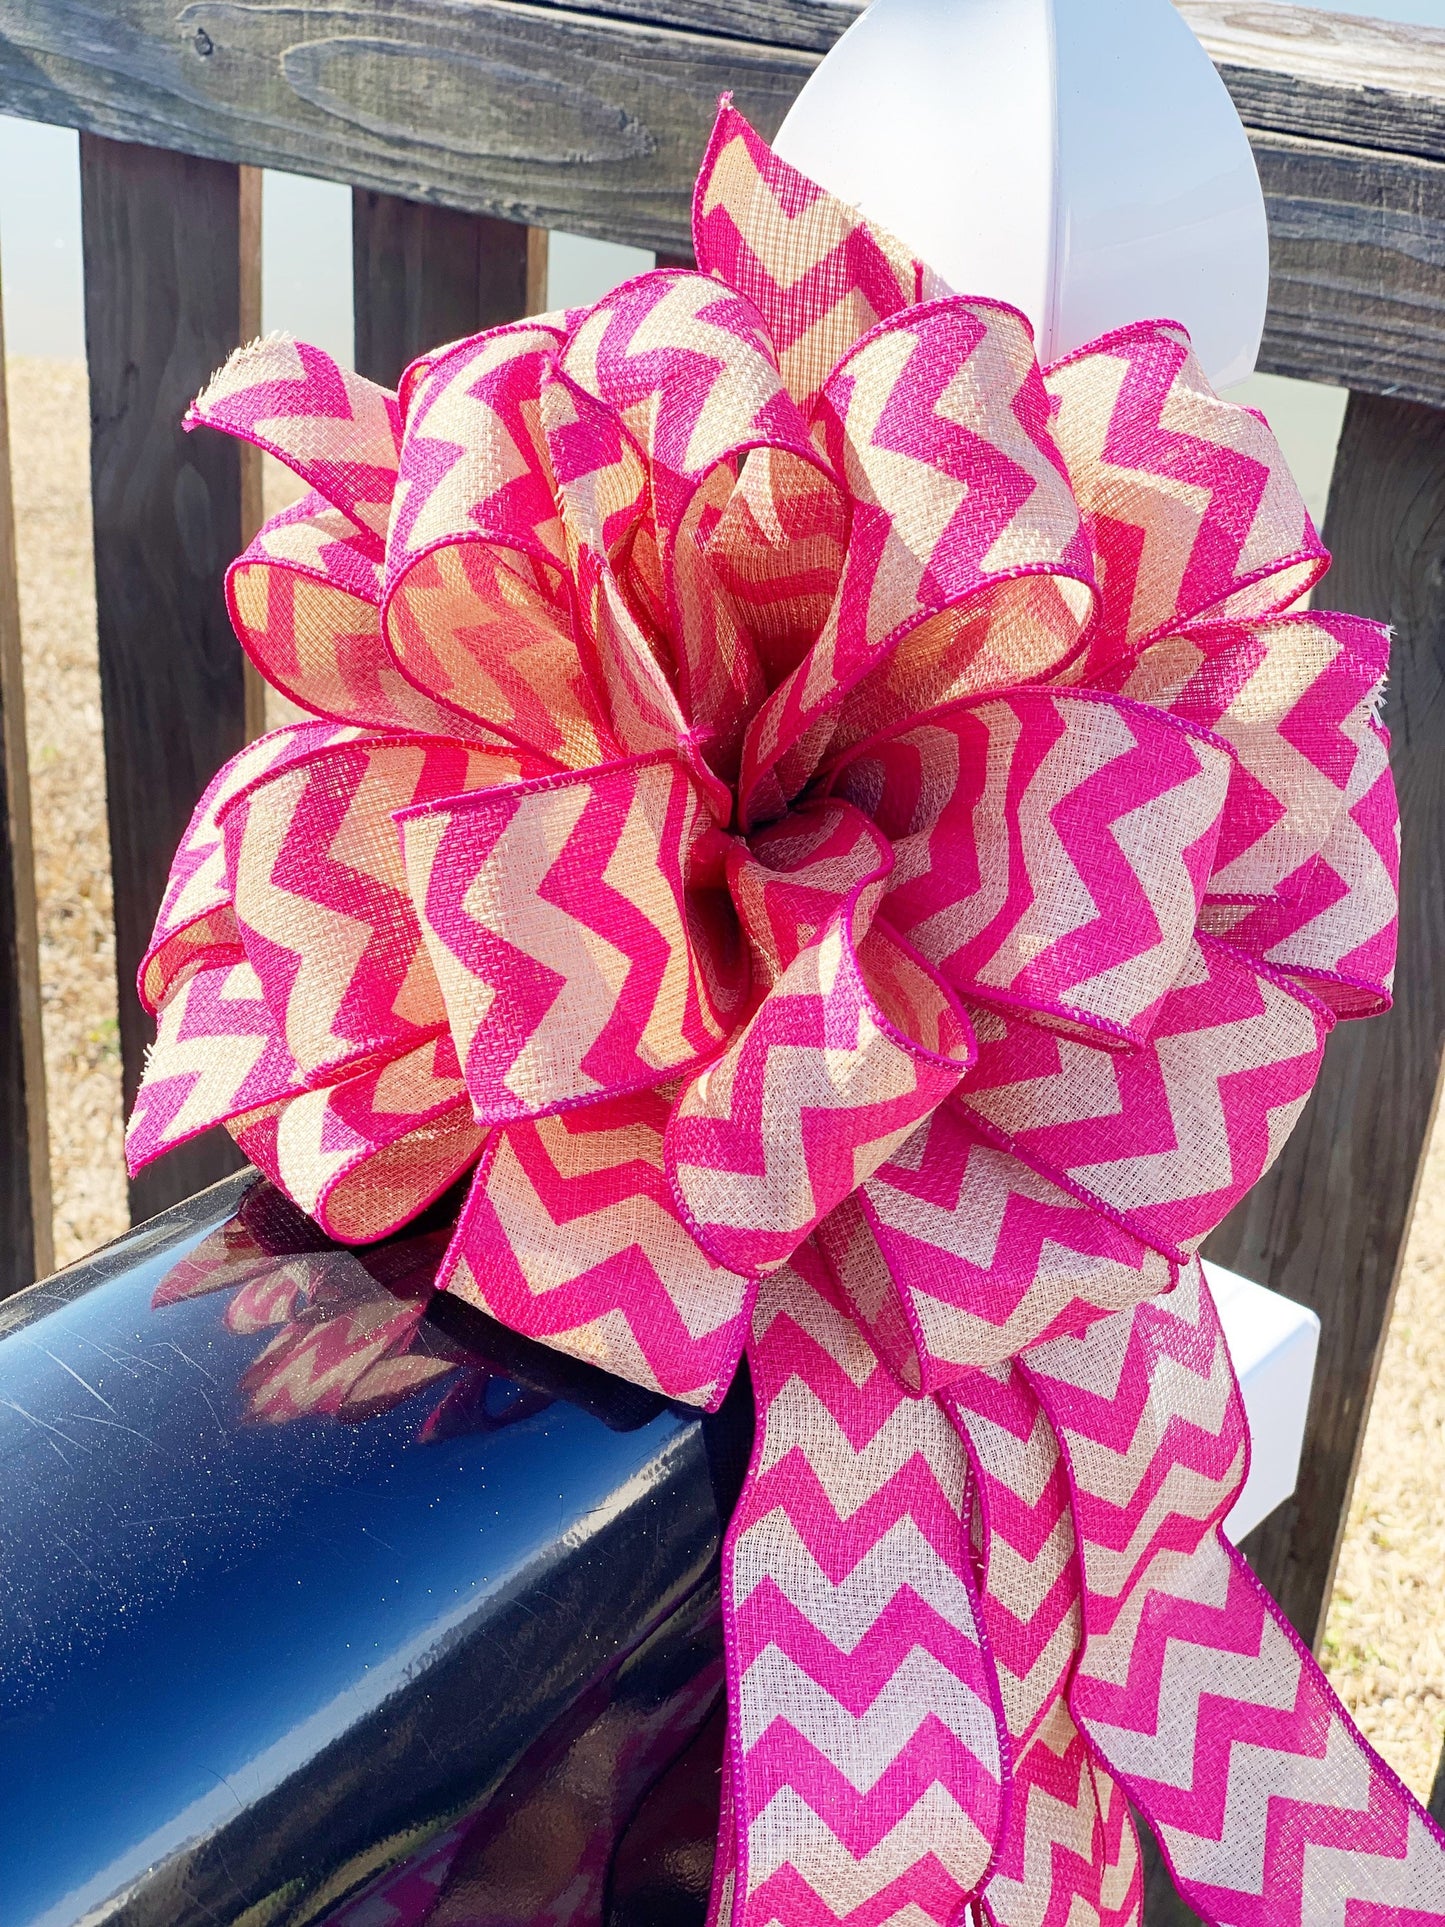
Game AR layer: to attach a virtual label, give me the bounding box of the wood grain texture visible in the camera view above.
[81,135,257,1223]
[7,2,1445,399]
[1253,130,1445,407]
[515,0,862,52]
[1178,1,1445,162]
[5,1,1444,178]
[0,270,53,1294]
[3,0,1444,178]
[1204,391,1445,1655]
[0,0,816,256]
[353,192,547,387]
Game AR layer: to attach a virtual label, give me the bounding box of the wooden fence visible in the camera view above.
[1,0,1444,1910]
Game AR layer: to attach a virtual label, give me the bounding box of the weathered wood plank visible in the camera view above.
[6,3,1445,403]
[81,136,259,1222]
[0,267,53,1293]
[353,193,547,387]
[1253,130,1445,409]
[1204,390,1445,1655]
[0,0,816,255]
[8,0,1445,198]
[515,0,862,51]
[8,1,1445,202]
[1178,2,1445,164]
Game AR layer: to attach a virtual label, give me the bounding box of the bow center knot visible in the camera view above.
[724,799,895,995]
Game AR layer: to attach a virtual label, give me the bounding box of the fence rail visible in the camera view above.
[3,4,1445,399]
[1,2,1443,1916]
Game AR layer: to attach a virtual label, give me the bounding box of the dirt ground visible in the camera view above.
[8,352,1445,1801]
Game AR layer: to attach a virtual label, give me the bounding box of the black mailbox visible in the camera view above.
[0,1173,751,1927]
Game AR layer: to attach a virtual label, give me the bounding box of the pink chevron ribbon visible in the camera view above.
[127,101,1443,1926]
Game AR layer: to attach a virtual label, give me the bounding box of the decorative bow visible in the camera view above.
[128,103,1444,1927]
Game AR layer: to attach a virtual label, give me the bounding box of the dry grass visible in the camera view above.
[7,359,304,1265]
[9,356,125,1266]
[7,352,1445,1800]
[1322,1110,1445,1797]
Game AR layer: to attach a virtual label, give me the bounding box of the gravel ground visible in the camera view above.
[7,352,1444,1800]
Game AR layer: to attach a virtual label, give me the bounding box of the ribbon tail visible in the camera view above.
[972,1717,1139,1927]
[717,1242,1008,1926]
[1021,1259,1445,1927]
[945,1366,1143,1927]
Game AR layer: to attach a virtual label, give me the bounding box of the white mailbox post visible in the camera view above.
[1206,1262,1321,1541]
[774,0,1320,1543]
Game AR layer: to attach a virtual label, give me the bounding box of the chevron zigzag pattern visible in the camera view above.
[126,100,1441,1927]
[978,1701,1143,1927]
[1025,1263,1445,1926]
[724,1248,1005,1925]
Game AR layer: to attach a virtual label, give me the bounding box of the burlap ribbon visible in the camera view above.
[128,102,1445,1926]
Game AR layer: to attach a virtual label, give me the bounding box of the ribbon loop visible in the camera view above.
[693,99,948,421]
[738,296,1097,826]
[839,688,1233,1047]
[440,1089,752,1408]
[955,937,1333,1259]
[729,800,894,985]
[1113,611,1390,910]
[138,721,353,1015]
[558,269,839,777]
[397,754,746,1124]
[188,335,401,546]
[1044,323,1328,672]
[1201,696,1398,1016]
[228,494,479,737]
[383,327,617,768]
[668,901,975,1279]
[220,735,493,1084]
[228,1036,483,1244]
[817,1106,1176,1395]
